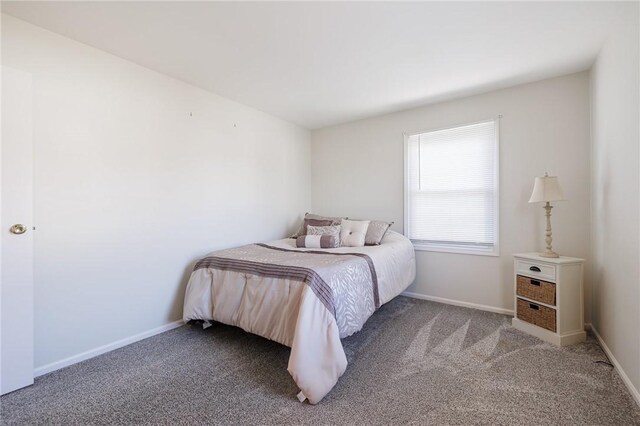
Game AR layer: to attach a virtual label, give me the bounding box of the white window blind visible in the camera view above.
[405,119,499,255]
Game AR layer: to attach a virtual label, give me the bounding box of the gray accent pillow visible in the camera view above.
[307,224,341,241]
[290,213,346,238]
[363,220,394,245]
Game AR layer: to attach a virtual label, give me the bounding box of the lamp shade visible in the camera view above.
[528,173,565,203]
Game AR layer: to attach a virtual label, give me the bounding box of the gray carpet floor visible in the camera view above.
[2,297,639,425]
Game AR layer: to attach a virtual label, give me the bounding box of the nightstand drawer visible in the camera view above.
[517,298,556,332]
[516,275,556,305]
[515,259,556,282]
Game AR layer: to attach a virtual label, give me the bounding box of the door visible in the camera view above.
[1,66,34,395]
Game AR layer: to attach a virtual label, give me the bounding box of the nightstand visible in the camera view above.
[512,253,586,346]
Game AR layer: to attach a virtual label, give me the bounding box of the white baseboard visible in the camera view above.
[401,291,514,316]
[34,319,185,377]
[587,323,640,408]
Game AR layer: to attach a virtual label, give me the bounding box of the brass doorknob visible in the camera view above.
[9,224,27,235]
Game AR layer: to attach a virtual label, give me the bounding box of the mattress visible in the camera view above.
[182,230,416,403]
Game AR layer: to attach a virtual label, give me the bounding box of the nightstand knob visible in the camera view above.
[529,266,541,272]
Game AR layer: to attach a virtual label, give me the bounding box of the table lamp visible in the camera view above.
[529,172,565,258]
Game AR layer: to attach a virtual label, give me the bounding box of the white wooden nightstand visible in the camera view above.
[512,253,586,346]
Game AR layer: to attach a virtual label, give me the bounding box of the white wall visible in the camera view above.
[590,2,640,399]
[311,72,591,316]
[2,15,311,369]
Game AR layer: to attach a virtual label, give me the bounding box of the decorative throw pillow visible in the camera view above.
[296,234,339,249]
[307,224,341,243]
[339,219,370,247]
[364,220,394,245]
[290,213,346,238]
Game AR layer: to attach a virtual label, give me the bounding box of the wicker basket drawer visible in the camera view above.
[517,298,556,332]
[516,275,556,305]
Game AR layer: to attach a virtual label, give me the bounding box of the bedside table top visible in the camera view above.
[514,252,585,264]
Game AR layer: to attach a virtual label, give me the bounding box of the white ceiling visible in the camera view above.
[1,1,626,129]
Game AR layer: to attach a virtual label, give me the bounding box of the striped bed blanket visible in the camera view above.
[183,232,415,403]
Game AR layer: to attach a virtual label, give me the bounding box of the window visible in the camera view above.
[404,119,499,256]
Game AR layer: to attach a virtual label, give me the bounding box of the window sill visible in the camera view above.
[411,243,499,257]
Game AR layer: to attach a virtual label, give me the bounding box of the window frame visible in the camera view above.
[403,118,500,257]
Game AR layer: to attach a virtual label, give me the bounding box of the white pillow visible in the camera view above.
[339,219,370,247]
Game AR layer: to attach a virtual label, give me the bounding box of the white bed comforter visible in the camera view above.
[182,231,416,403]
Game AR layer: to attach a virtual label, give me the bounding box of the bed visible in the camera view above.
[182,230,416,404]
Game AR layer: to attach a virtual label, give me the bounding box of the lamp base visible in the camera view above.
[539,251,559,258]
